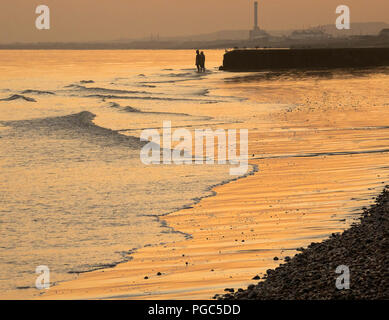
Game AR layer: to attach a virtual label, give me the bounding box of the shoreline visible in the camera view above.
[69,163,260,275]
[219,186,389,300]
[37,67,389,300]
[38,154,388,300]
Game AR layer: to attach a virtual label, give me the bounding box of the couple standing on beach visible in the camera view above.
[196,50,206,72]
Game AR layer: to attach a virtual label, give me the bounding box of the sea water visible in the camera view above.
[0,50,245,297]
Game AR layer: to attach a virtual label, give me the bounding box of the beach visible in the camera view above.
[27,62,389,300]
[219,187,389,300]
[1,0,389,305]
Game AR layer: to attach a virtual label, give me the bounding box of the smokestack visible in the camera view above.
[254,1,259,29]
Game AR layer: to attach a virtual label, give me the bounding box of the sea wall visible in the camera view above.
[222,48,389,71]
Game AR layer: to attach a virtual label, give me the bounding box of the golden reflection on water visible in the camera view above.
[0,50,388,299]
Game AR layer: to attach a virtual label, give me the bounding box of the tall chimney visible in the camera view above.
[254,1,259,29]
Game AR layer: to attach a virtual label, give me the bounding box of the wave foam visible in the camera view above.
[0,94,36,102]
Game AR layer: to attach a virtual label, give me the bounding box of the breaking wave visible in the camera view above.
[87,93,219,103]
[65,84,150,95]
[108,102,140,113]
[0,94,36,102]
[21,90,55,95]
[1,111,144,149]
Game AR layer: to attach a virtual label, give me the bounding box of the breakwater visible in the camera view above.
[222,48,389,71]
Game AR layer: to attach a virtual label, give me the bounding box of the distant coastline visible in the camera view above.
[1,22,389,50]
[1,37,388,50]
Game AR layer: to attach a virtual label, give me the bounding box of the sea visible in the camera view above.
[0,50,251,297]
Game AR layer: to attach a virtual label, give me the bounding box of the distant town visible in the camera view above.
[1,1,388,50]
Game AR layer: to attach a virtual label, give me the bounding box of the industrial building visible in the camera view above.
[249,1,269,40]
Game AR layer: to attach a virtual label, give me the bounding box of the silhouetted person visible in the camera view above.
[195,50,201,72]
[200,51,206,72]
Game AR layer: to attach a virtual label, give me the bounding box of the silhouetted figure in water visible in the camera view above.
[195,50,201,72]
[200,51,206,72]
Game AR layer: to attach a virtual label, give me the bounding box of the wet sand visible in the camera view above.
[41,69,389,300]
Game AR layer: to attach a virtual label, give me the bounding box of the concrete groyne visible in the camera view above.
[222,48,389,71]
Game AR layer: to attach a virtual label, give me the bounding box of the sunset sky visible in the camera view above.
[0,0,388,43]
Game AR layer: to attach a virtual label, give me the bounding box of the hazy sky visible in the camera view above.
[0,0,388,43]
